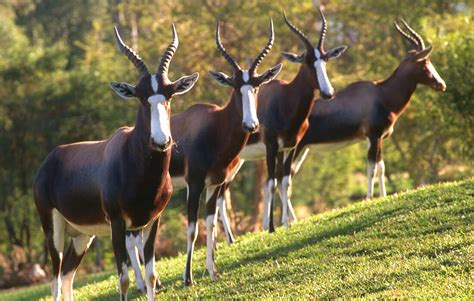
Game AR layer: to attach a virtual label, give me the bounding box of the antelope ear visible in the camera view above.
[172,72,199,96]
[257,63,283,85]
[325,45,348,60]
[209,70,234,86]
[109,82,136,99]
[415,46,433,62]
[282,51,304,63]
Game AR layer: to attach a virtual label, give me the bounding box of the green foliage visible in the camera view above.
[0,0,472,273]
[2,179,472,299]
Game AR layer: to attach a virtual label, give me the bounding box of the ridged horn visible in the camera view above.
[317,5,327,52]
[283,11,313,51]
[113,26,149,77]
[394,20,419,50]
[400,18,425,50]
[249,19,275,75]
[215,20,241,71]
[157,24,179,76]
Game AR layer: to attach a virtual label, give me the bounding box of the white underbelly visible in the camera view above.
[171,176,187,190]
[309,140,360,152]
[67,221,111,237]
[240,142,266,161]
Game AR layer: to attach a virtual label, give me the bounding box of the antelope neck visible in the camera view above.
[286,64,317,121]
[379,65,419,115]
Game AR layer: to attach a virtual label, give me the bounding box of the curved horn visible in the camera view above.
[400,18,425,50]
[317,5,328,52]
[394,20,419,50]
[215,20,241,71]
[249,18,275,75]
[283,11,313,51]
[113,26,149,77]
[157,23,179,76]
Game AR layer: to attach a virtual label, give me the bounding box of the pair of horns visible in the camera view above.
[114,24,179,78]
[284,5,327,52]
[394,18,426,50]
[215,19,275,76]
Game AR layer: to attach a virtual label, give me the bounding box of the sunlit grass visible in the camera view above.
[1,179,472,299]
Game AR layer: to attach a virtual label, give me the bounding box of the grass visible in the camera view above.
[2,179,473,299]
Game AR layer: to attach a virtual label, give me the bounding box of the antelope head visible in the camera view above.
[209,19,282,133]
[282,6,347,99]
[394,18,446,92]
[110,25,199,151]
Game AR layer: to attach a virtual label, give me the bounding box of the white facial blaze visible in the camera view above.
[148,94,171,147]
[314,48,334,97]
[240,84,259,130]
[427,61,445,87]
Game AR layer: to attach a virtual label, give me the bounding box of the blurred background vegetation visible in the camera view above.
[0,0,472,288]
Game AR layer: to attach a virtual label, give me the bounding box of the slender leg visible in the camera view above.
[367,136,382,199]
[142,219,159,300]
[217,159,244,245]
[183,180,204,286]
[279,149,298,228]
[377,160,387,197]
[293,146,310,175]
[263,137,279,232]
[205,185,221,279]
[262,178,277,232]
[45,210,65,301]
[61,234,95,301]
[218,183,235,245]
[125,231,145,293]
[111,218,129,301]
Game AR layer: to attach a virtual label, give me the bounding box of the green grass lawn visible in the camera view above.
[2,179,473,300]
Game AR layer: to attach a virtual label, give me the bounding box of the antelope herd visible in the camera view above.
[33,6,446,301]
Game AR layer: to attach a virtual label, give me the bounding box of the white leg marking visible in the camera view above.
[262,179,277,230]
[51,276,61,301]
[293,147,310,174]
[205,214,219,279]
[279,175,297,227]
[126,234,145,293]
[377,160,387,197]
[280,175,289,228]
[61,235,94,301]
[218,190,235,244]
[183,221,198,281]
[145,258,156,300]
[367,161,376,199]
[61,271,75,301]
[118,262,129,300]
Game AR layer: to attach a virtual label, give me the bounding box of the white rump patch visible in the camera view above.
[313,48,334,97]
[52,209,66,254]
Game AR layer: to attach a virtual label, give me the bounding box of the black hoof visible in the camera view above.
[184,278,195,287]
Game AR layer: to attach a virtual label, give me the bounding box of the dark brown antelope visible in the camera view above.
[33,25,198,301]
[126,19,281,288]
[263,18,446,231]
[214,7,347,241]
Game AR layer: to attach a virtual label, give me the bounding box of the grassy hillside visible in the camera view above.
[2,179,473,300]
